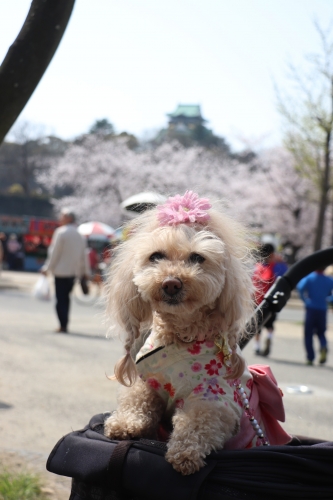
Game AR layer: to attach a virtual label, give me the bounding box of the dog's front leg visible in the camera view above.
[166,400,240,475]
[104,378,165,440]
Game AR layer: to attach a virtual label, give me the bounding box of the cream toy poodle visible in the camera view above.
[104,191,290,475]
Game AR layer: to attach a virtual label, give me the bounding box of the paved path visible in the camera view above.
[1,271,124,448]
[1,270,333,498]
[0,271,123,498]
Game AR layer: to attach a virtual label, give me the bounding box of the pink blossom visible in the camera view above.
[193,383,204,394]
[227,378,239,388]
[37,133,317,260]
[164,382,175,397]
[204,359,222,376]
[233,390,243,408]
[191,362,202,372]
[207,383,226,396]
[147,378,161,390]
[157,191,211,226]
[187,342,202,355]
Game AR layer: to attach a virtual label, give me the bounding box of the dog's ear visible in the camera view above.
[207,210,254,336]
[214,251,253,380]
[107,244,153,387]
[107,247,152,338]
[215,252,253,337]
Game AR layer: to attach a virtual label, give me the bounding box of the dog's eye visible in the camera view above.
[149,252,166,262]
[189,253,205,264]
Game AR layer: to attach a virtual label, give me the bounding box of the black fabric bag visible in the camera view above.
[47,413,333,500]
[80,277,89,295]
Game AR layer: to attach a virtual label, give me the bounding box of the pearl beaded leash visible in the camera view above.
[214,334,270,447]
[234,382,270,446]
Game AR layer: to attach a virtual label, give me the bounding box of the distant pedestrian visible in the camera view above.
[41,209,90,333]
[297,269,333,365]
[6,233,23,270]
[252,243,288,356]
[0,232,5,275]
[88,245,99,275]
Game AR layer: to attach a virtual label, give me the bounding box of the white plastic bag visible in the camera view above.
[33,275,51,301]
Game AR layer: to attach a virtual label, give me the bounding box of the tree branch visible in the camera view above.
[0,0,76,144]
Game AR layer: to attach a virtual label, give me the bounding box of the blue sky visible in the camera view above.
[1,0,332,150]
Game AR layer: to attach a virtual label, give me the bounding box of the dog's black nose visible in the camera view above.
[162,277,183,296]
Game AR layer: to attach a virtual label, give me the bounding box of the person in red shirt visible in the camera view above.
[252,243,287,356]
[88,246,99,274]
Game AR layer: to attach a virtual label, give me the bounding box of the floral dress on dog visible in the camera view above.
[135,331,291,449]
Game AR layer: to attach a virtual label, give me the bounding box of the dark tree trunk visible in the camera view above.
[20,143,31,195]
[0,0,76,145]
[331,202,333,247]
[314,130,331,251]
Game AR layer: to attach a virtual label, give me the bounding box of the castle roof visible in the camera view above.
[167,104,206,121]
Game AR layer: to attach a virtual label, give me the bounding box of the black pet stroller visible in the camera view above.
[46,248,333,500]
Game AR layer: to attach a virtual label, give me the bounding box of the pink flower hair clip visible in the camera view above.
[157,191,212,226]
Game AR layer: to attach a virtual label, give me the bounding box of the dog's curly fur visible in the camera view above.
[104,202,256,474]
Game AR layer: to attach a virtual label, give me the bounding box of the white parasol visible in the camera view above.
[77,221,116,240]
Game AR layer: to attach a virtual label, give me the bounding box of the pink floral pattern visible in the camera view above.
[233,388,244,409]
[147,378,161,390]
[204,359,223,376]
[227,378,237,388]
[191,362,202,372]
[193,383,204,394]
[164,382,175,397]
[187,341,203,355]
[136,331,260,448]
[157,191,211,226]
[207,383,226,396]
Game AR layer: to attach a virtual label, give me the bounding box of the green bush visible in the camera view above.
[0,471,47,500]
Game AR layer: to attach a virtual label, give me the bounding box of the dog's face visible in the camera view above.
[109,202,254,385]
[132,224,227,316]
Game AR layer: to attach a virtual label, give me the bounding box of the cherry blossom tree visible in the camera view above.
[230,148,318,261]
[262,149,317,253]
[276,22,333,251]
[38,135,140,224]
[38,135,237,226]
[39,135,317,261]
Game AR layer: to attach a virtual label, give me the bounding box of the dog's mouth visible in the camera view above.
[162,292,184,306]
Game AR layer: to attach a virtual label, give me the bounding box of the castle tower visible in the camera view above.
[167,104,206,131]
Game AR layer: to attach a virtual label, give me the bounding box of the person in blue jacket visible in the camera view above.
[297,269,333,365]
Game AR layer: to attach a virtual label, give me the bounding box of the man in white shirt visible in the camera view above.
[42,208,89,333]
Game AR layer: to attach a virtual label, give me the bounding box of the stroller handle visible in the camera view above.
[240,247,333,350]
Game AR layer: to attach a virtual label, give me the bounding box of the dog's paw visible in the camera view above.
[104,415,133,440]
[104,413,153,440]
[165,448,205,475]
